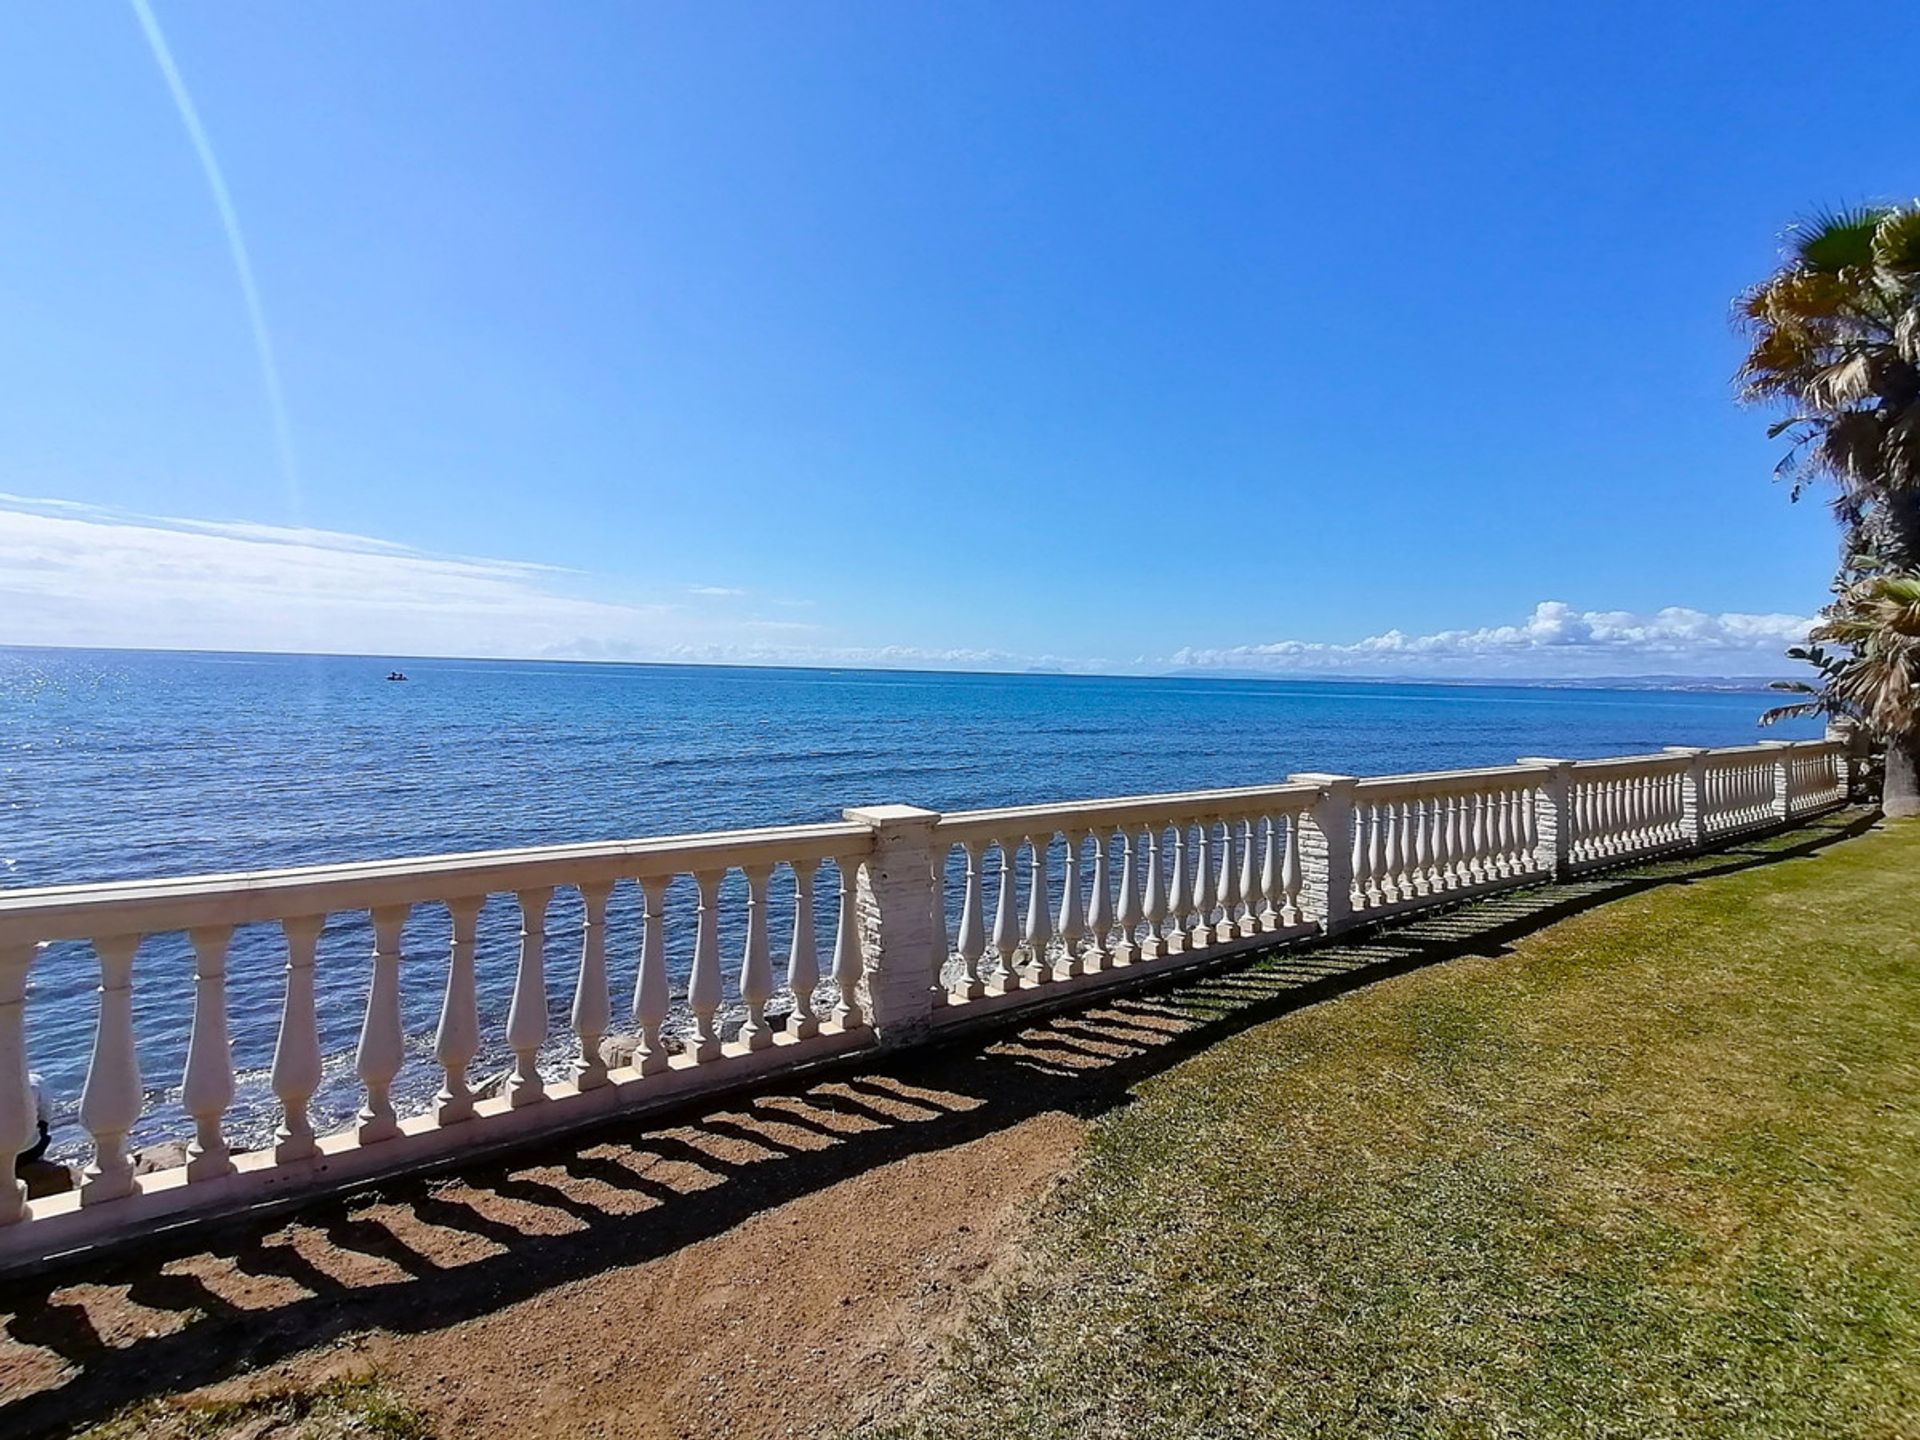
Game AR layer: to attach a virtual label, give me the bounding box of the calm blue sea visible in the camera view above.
[2,647,1814,1162]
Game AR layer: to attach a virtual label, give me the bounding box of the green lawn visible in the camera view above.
[872,817,1920,1440]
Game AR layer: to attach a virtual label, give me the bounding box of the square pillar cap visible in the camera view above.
[844,804,941,827]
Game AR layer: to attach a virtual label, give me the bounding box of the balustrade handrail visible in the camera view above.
[0,820,873,945]
[1349,762,1544,798]
[934,779,1322,839]
[0,735,1857,1271]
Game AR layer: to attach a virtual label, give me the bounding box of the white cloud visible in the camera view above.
[1170,601,1816,677]
[0,496,1815,679]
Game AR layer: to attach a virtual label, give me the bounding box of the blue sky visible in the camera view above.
[1,3,1914,676]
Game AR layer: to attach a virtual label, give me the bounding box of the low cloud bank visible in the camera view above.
[1170,601,1814,677]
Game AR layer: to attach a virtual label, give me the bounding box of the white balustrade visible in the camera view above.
[0,743,1848,1263]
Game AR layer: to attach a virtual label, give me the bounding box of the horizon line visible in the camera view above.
[0,639,1794,693]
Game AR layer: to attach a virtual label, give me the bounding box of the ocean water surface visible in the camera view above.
[2,647,1813,1162]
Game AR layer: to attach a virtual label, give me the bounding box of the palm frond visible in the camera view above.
[1792,206,1889,272]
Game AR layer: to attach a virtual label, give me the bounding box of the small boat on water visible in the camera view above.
[386,671,408,682]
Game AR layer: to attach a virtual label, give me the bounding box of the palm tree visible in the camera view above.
[1811,570,1920,816]
[1738,203,1920,562]
[1741,203,1920,815]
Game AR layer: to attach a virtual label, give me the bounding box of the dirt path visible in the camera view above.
[1,1004,1180,1439]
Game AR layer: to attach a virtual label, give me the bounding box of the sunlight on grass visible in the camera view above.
[871,818,1920,1439]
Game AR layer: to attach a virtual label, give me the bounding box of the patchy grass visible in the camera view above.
[872,818,1920,1439]
[76,1376,432,1440]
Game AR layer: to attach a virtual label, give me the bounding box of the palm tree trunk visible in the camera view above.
[1886,731,1920,819]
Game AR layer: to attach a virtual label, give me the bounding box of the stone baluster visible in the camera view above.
[1280,812,1304,924]
[1188,820,1216,948]
[1382,801,1403,902]
[1165,823,1189,954]
[80,935,142,1204]
[1413,798,1433,892]
[1,943,33,1224]
[1212,817,1239,943]
[632,876,671,1071]
[271,915,325,1160]
[1084,830,1113,972]
[1023,833,1054,983]
[1367,801,1387,904]
[738,864,775,1051]
[181,925,236,1181]
[1141,824,1167,960]
[357,905,409,1139]
[1521,785,1539,869]
[502,890,551,1104]
[831,856,864,1028]
[1057,831,1088,978]
[1237,817,1261,937]
[1113,828,1142,966]
[1349,803,1367,909]
[1258,815,1281,930]
[991,837,1023,991]
[435,898,483,1122]
[572,881,614,1086]
[1443,794,1459,887]
[687,870,724,1061]
[1470,792,1490,881]
[787,861,824,1034]
[953,842,987,1000]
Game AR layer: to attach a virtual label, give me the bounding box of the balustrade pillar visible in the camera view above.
[572,881,615,1085]
[1023,832,1055,982]
[1214,818,1240,944]
[687,871,724,1062]
[990,836,1023,990]
[788,861,824,1034]
[1760,741,1794,822]
[435,898,484,1121]
[843,805,942,1047]
[1165,825,1189,955]
[1057,831,1087,978]
[1140,825,1167,960]
[954,843,988,1000]
[632,877,671,1071]
[1258,816,1281,930]
[1664,747,1710,851]
[80,934,141,1203]
[272,916,325,1160]
[1518,759,1573,880]
[738,865,775,1051]
[1084,831,1113,971]
[181,926,236,1181]
[1189,821,1216,946]
[1113,828,1143,965]
[358,905,410,1138]
[1290,774,1356,934]
[831,856,865,1029]
[1237,817,1260,937]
